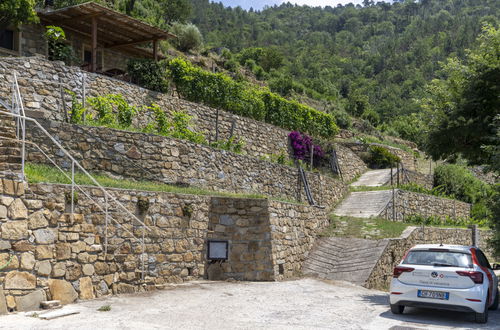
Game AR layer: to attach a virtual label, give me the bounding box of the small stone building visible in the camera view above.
[0,2,174,74]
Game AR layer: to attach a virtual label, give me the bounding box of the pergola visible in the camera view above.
[38,2,175,72]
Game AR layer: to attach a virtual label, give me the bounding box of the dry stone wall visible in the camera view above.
[366,226,494,290]
[0,180,329,312]
[26,120,348,209]
[268,201,329,280]
[0,57,367,181]
[381,190,470,221]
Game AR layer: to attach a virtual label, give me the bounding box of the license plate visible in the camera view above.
[418,290,449,300]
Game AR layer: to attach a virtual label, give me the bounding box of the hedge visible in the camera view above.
[166,58,338,138]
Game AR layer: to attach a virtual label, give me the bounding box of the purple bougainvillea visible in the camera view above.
[288,131,324,164]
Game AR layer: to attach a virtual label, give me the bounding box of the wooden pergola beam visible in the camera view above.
[105,37,165,49]
[91,17,97,72]
[55,12,104,26]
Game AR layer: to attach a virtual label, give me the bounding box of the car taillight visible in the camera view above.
[393,266,414,278]
[456,271,484,284]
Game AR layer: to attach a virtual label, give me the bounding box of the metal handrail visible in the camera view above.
[1,74,150,279]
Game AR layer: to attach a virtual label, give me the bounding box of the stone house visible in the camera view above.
[0,2,174,74]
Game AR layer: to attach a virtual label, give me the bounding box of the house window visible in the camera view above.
[0,29,16,51]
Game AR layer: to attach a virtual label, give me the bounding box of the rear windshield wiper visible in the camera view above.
[431,262,456,267]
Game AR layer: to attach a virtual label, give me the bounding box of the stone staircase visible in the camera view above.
[303,237,388,286]
[333,190,393,218]
[0,112,22,176]
[350,169,392,187]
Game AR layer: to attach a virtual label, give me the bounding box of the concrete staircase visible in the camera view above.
[333,190,393,218]
[0,112,22,175]
[303,237,388,286]
[350,169,392,187]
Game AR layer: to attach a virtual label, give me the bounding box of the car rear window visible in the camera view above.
[402,250,472,268]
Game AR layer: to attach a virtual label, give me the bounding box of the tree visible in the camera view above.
[422,25,500,256]
[0,0,38,29]
[162,0,192,24]
[422,25,499,169]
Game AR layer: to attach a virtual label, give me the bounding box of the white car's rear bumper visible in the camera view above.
[390,279,487,313]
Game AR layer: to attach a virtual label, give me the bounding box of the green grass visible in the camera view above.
[25,163,299,203]
[320,215,408,239]
[321,214,489,240]
[349,186,392,192]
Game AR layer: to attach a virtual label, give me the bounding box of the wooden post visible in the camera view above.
[153,39,158,61]
[91,17,97,72]
[396,162,400,186]
[215,109,219,142]
[82,73,86,122]
[310,141,314,171]
[390,166,393,186]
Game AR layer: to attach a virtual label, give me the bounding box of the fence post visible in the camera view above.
[470,224,478,247]
[71,160,75,223]
[82,73,86,122]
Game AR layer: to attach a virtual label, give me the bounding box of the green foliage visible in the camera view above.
[404,214,480,228]
[166,57,338,138]
[330,109,352,129]
[167,111,206,144]
[383,113,428,148]
[422,25,500,169]
[0,0,38,28]
[66,90,85,124]
[365,145,401,169]
[399,183,451,199]
[237,47,284,72]
[434,164,492,204]
[127,59,169,93]
[191,0,500,128]
[210,136,244,154]
[44,26,74,64]
[145,103,169,134]
[170,23,203,52]
[97,305,111,312]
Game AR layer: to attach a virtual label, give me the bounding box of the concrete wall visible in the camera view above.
[0,57,367,182]
[381,190,471,221]
[366,226,494,290]
[26,120,348,209]
[0,180,329,312]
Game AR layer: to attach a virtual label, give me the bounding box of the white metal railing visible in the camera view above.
[0,73,149,280]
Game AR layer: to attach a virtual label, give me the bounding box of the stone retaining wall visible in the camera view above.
[0,180,329,312]
[381,190,470,221]
[0,57,366,182]
[26,120,348,209]
[268,201,329,280]
[399,169,433,189]
[366,226,494,290]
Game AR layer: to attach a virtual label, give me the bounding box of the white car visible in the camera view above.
[389,244,499,323]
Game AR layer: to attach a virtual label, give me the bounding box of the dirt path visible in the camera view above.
[1,279,499,330]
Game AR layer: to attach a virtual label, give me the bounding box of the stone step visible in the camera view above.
[350,169,393,187]
[303,237,389,287]
[333,190,393,218]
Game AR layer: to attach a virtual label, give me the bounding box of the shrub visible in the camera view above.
[87,94,137,128]
[404,214,473,227]
[127,59,169,93]
[210,136,244,154]
[166,58,338,138]
[434,164,492,204]
[331,109,352,129]
[170,23,203,52]
[288,131,324,167]
[364,145,401,169]
[44,25,74,64]
[66,90,85,124]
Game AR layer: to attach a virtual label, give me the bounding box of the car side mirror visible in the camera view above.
[493,263,500,270]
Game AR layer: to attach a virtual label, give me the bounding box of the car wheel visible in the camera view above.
[489,290,499,311]
[390,304,404,314]
[475,296,489,324]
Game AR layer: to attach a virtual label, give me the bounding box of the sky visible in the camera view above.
[216,0,370,10]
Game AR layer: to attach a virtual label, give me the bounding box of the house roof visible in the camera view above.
[38,2,175,58]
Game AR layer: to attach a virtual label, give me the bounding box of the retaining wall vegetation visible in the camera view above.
[0,57,367,182]
[26,119,348,209]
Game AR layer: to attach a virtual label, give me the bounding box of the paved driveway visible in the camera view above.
[1,278,499,329]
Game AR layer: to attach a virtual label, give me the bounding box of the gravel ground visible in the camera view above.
[1,278,499,330]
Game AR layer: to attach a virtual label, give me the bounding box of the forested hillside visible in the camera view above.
[191,0,499,138]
